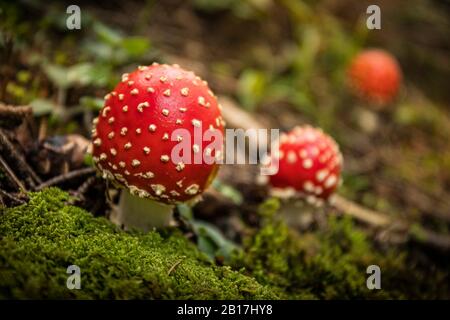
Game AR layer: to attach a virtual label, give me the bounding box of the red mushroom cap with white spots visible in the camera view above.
[268,126,343,204]
[347,49,402,106]
[91,63,224,204]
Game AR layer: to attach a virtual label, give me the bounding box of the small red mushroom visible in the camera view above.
[347,49,402,107]
[267,125,343,206]
[91,63,224,229]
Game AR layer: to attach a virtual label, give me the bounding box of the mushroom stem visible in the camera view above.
[113,190,174,231]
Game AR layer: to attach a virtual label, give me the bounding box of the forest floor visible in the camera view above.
[0,0,449,298]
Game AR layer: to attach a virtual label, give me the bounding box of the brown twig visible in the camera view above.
[35,167,96,191]
[167,256,186,276]
[219,96,268,131]
[410,227,450,252]
[68,175,97,204]
[219,96,274,155]
[330,194,392,228]
[0,103,33,129]
[330,191,450,252]
[76,175,97,195]
[0,155,27,192]
[0,189,26,206]
[0,128,42,186]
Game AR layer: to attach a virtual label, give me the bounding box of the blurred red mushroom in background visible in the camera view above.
[347,49,402,107]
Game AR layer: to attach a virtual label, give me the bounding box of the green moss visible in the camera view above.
[1,189,448,299]
[0,188,280,299]
[234,200,450,299]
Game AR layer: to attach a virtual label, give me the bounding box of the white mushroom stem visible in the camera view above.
[112,190,174,231]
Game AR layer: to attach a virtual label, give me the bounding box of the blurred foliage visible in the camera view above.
[194,0,271,19]
[1,2,153,121]
[231,11,364,135]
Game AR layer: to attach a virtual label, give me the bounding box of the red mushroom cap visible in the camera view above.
[268,126,343,204]
[91,63,224,204]
[348,49,402,106]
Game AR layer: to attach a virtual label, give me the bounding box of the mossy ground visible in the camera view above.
[0,188,279,299]
[0,189,448,299]
[236,199,450,299]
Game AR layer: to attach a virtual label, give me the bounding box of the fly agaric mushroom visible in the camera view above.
[91,63,224,230]
[267,126,343,206]
[348,49,402,107]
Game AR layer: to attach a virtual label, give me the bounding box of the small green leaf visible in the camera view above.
[43,64,70,88]
[212,180,243,205]
[80,96,104,111]
[121,37,151,57]
[176,203,193,221]
[43,62,112,88]
[197,235,217,262]
[82,41,115,61]
[30,99,58,116]
[66,63,96,86]
[237,69,268,111]
[93,22,123,46]
[193,221,240,264]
